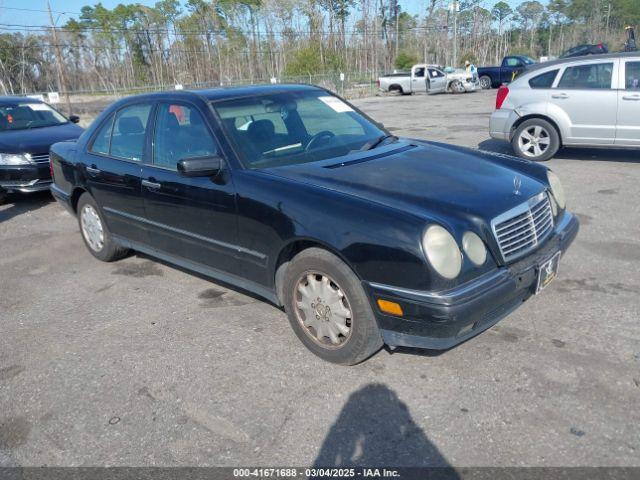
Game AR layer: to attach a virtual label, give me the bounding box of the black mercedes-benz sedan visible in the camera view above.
[0,97,83,203]
[50,84,578,365]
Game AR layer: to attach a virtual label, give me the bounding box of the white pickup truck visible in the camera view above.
[378,64,479,95]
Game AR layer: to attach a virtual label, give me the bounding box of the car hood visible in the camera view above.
[0,123,83,154]
[267,141,547,225]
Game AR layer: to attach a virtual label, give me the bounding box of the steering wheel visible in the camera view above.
[305,130,335,152]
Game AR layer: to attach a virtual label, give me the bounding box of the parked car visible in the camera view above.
[490,52,640,161]
[426,66,479,94]
[50,84,578,365]
[477,56,536,89]
[377,64,438,94]
[0,97,83,203]
[560,43,608,58]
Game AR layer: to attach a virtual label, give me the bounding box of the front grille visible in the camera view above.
[492,192,554,262]
[28,153,50,164]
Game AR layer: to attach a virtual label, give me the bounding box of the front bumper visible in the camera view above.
[462,80,480,92]
[0,164,52,193]
[366,212,579,350]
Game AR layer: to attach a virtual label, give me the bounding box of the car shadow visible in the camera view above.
[0,191,54,223]
[478,138,640,164]
[313,383,459,474]
[129,252,279,307]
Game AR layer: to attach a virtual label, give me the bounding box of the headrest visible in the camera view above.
[165,112,180,131]
[118,116,144,135]
[189,109,204,126]
[247,119,275,140]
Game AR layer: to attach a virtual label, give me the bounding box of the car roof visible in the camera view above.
[107,83,325,107]
[0,96,44,105]
[526,51,639,73]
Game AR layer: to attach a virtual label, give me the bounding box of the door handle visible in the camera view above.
[552,94,569,99]
[86,165,101,175]
[622,95,640,101]
[142,179,161,190]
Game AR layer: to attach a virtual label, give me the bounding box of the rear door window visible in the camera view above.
[557,63,613,89]
[625,61,640,90]
[90,114,114,155]
[152,103,218,169]
[109,104,152,161]
[529,70,559,89]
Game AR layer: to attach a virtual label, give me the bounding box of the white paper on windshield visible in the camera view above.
[319,96,353,113]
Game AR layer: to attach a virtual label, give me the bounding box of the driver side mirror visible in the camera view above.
[177,155,223,177]
[69,115,80,124]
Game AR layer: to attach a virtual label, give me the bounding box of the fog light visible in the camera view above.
[377,299,403,316]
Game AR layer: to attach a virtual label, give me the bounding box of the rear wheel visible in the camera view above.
[511,118,560,162]
[0,188,6,205]
[389,84,404,95]
[283,248,383,365]
[77,192,129,262]
[480,76,492,89]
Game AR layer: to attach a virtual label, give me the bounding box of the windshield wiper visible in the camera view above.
[362,134,398,151]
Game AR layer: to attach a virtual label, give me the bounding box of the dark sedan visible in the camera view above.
[50,85,578,365]
[0,97,83,203]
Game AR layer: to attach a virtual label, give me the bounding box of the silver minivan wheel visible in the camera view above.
[450,80,465,93]
[512,118,560,162]
[517,125,551,159]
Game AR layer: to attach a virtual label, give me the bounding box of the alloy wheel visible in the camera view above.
[294,272,353,349]
[517,125,551,159]
[80,204,104,252]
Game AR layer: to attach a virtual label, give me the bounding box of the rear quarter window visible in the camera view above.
[529,69,559,89]
[557,63,613,89]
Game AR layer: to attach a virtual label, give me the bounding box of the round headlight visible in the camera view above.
[422,225,462,279]
[462,231,487,266]
[547,170,565,209]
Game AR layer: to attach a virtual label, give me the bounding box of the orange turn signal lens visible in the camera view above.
[377,299,403,316]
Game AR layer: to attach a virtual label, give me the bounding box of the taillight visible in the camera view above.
[376,79,380,86]
[496,85,509,109]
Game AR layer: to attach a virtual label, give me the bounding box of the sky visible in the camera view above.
[0,0,530,29]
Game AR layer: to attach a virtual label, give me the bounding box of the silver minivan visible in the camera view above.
[490,52,640,161]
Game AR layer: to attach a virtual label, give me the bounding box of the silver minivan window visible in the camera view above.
[529,69,559,89]
[625,62,640,90]
[557,63,613,90]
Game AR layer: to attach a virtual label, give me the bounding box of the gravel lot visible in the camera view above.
[1,90,639,468]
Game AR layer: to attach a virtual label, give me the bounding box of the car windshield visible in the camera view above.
[211,90,387,169]
[0,102,68,131]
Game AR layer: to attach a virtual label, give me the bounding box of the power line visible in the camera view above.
[0,22,452,37]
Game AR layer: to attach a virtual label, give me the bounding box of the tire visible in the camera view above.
[511,118,560,162]
[389,84,403,95]
[283,248,383,365]
[77,192,129,262]
[0,188,6,205]
[480,76,492,89]
[449,80,465,94]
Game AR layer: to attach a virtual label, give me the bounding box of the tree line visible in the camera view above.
[0,0,638,97]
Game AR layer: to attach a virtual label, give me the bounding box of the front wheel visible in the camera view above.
[449,80,465,94]
[283,248,383,365]
[77,192,129,262]
[511,119,560,162]
[479,76,492,89]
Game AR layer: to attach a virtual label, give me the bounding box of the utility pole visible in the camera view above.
[452,0,458,68]
[47,2,72,115]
